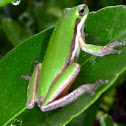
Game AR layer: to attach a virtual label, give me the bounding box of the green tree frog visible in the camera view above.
[22,4,125,111]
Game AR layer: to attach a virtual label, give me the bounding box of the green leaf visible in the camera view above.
[2,18,31,46]
[0,0,13,7]
[0,5,126,126]
[0,28,53,126]
[100,114,114,126]
[68,104,99,126]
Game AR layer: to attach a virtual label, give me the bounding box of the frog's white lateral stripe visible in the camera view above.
[77,14,88,37]
[46,63,80,104]
[70,13,88,61]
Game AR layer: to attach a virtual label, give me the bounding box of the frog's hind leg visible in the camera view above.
[41,63,80,107]
[41,79,107,112]
[79,37,126,56]
[40,62,107,112]
[23,63,42,109]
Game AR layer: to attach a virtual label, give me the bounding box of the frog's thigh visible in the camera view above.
[41,63,80,110]
[57,65,80,98]
[26,63,42,109]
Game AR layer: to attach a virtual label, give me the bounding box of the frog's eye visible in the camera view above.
[79,8,85,16]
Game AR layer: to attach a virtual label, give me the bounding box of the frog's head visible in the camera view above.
[76,4,89,19]
[64,4,89,20]
[63,4,89,28]
[62,4,89,37]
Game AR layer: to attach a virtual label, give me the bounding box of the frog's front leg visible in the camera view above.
[79,37,126,56]
[41,63,107,112]
[26,63,42,109]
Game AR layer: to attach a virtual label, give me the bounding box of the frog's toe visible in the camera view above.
[26,100,35,109]
[107,41,126,48]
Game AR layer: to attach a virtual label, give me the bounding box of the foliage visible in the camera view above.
[0,0,126,126]
[100,114,114,126]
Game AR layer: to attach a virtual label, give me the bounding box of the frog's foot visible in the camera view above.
[101,41,126,56]
[34,61,39,66]
[36,96,45,107]
[79,36,126,56]
[83,79,108,95]
[21,61,40,81]
[21,75,31,80]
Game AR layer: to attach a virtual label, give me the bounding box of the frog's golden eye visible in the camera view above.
[79,8,84,16]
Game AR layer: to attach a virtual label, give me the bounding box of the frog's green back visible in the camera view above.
[37,6,81,99]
